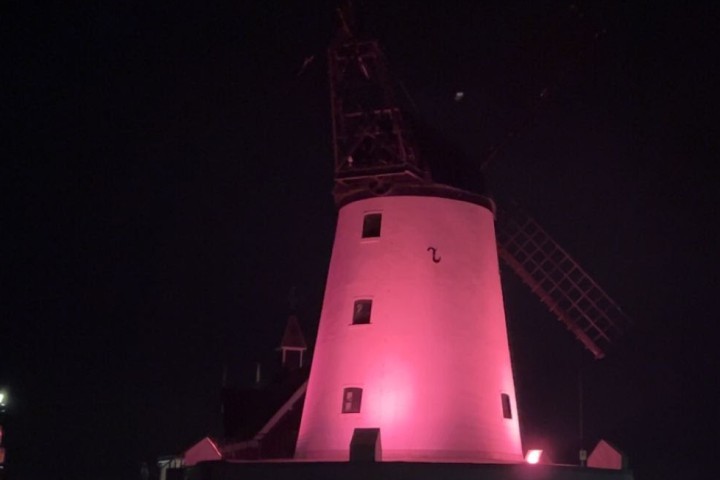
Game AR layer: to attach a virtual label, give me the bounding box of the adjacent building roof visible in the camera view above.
[279,315,307,350]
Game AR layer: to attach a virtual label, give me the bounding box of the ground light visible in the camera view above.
[0,388,6,474]
[526,449,543,464]
[0,388,7,414]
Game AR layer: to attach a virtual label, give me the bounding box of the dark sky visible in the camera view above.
[2,2,717,479]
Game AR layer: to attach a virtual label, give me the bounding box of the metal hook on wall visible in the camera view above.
[427,247,441,263]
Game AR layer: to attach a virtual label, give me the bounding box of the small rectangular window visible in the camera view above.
[362,213,382,238]
[501,393,512,419]
[342,387,363,413]
[353,299,373,325]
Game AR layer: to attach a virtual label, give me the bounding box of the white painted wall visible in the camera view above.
[296,195,522,462]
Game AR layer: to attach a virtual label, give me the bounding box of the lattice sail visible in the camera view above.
[496,207,631,359]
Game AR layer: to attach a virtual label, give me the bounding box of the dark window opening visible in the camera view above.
[353,299,373,325]
[342,387,363,413]
[362,213,382,238]
[501,393,512,419]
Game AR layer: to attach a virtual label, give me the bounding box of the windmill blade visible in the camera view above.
[329,33,430,205]
[496,205,632,359]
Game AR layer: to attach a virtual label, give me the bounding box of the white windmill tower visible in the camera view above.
[294,8,630,464]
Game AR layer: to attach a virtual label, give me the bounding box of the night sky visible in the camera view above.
[3,2,717,479]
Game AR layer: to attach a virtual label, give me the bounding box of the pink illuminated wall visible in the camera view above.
[295,194,523,462]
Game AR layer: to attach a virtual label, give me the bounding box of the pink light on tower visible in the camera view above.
[295,191,523,462]
[295,19,523,464]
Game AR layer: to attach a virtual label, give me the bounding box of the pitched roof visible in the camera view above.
[221,366,309,442]
[280,315,307,350]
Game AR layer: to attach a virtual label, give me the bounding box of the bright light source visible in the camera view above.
[0,392,5,406]
[526,449,543,464]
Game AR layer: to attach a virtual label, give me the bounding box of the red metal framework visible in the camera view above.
[496,207,632,359]
[329,32,430,204]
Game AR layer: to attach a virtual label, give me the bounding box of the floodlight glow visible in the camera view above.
[295,196,523,462]
[0,392,5,406]
[526,449,543,464]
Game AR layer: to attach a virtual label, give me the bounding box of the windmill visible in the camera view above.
[294,6,631,463]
